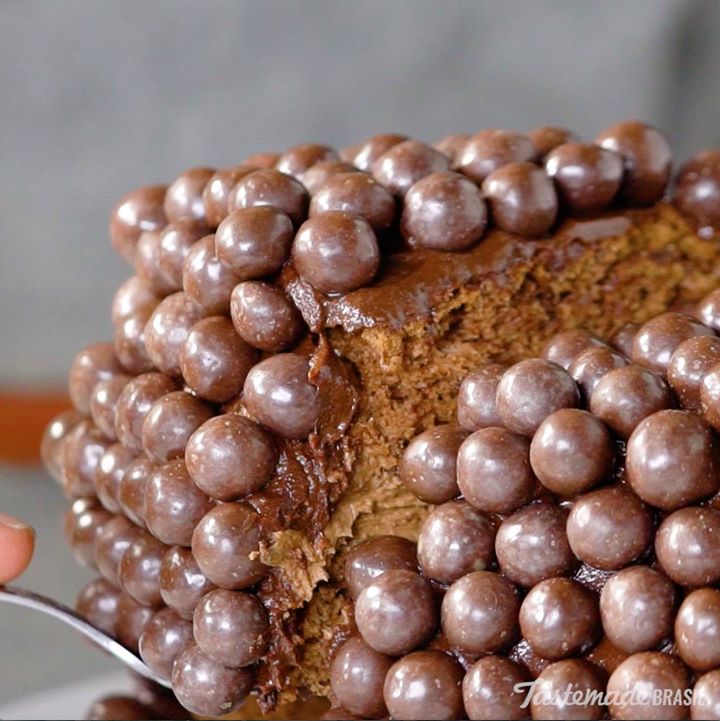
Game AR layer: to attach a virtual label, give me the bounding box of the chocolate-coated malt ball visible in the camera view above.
[69,342,126,415]
[434,133,469,162]
[600,566,676,654]
[528,126,580,157]
[462,655,530,721]
[85,695,157,721]
[541,330,606,371]
[655,506,720,587]
[456,129,537,183]
[611,321,641,357]
[530,409,615,497]
[292,211,380,294]
[144,460,212,546]
[134,230,176,296]
[371,139,450,197]
[171,642,253,717]
[76,577,122,638]
[344,535,418,599]
[115,373,178,454]
[276,143,339,180]
[302,160,358,195]
[697,289,720,332]
[243,353,320,439]
[456,427,535,514]
[399,424,466,504]
[193,588,269,667]
[180,316,257,403]
[191,503,267,589]
[110,184,167,263]
[496,358,579,437]
[456,363,505,431]
[545,142,624,212]
[355,569,437,655]
[352,133,407,171]
[692,670,720,720]
[596,121,673,206]
[569,345,628,401]
[114,308,155,375]
[62,420,112,498]
[118,531,166,607]
[311,172,396,232]
[182,234,239,315]
[701,363,720,431]
[138,607,193,682]
[159,546,215,620]
[95,442,134,513]
[626,410,719,510]
[93,515,142,584]
[632,312,714,374]
[215,206,294,279]
[590,365,672,439]
[383,651,464,721]
[141,391,213,465]
[41,409,82,483]
[675,588,720,671]
[675,150,720,233]
[401,171,488,250]
[202,165,257,228]
[330,636,393,719]
[228,168,309,226]
[417,501,496,584]
[495,503,577,587]
[567,486,654,570]
[607,652,690,721]
[531,659,606,721]
[668,335,720,410]
[163,167,214,224]
[185,414,278,500]
[441,570,519,654]
[90,375,131,441]
[157,219,209,290]
[64,498,112,569]
[482,162,559,237]
[117,457,153,528]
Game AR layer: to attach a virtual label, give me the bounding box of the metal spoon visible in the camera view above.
[0,585,171,689]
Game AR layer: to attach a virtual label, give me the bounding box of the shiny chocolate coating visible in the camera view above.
[456,363,505,431]
[292,211,380,294]
[655,506,720,587]
[171,642,253,717]
[626,410,719,510]
[383,651,464,721]
[569,345,628,401]
[93,515,142,584]
[228,168,308,226]
[202,165,257,228]
[456,129,537,183]
[668,335,720,410]
[401,171,488,250]
[607,652,690,721]
[180,315,257,403]
[62,420,112,498]
[41,409,82,483]
[531,659,606,720]
[692,670,720,720]
[193,588,269,667]
[144,460,212,547]
[114,308,155,375]
[182,234,239,315]
[330,636,392,719]
[141,391,213,464]
[496,358,579,437]
[495,503,577,587]
[64,497,112,569]
[159,546,215,620]
[519,577,600,659]
[457,427,535,514]
[90,375,132,441]
[482,161,559,237]
[69,342,125,415]
[134,230,176,296]
[138,607,193,682]
[441,570,519,654]
[528,126,580,157]
[163,167,214,224]
[276,143,339,180]
[590,365,672,439]
[355,569,437,655]
[530,408,615,497]
[701,363,720,431]
[371,139,450,197]
[302,160,358,195]
[567,486,654,570]
[434,133,469,162]
[697,289,720,333]
[596,121,673,206]
[417,500,496,584]
[541,330,606,371]
[545,142,624,212]
[611,321,641,358]
[118,531,166,607]
[115,373,178,454]
[243,353,320,439]
[400,424,466,504]
[95,442,134,513]
[185,414,277,500]
[230,280,305,352]
[352,133,407,171]
[344,535,418,599]
[85,695,157,721]
[75,577,122,638]
[110,185,167,263]
[117,457,154,528]
[191,502,267,589]
[462,655,530,721]
[632,312,714,374]
[157,219,208,290]
[600,566,676,654]
[144,292,204,377]
[676,150,720,232]
[675,588,720,671]
[241,151,279,168]
[215,205,294,281]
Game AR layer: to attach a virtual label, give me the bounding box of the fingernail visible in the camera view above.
[0,513,35,535]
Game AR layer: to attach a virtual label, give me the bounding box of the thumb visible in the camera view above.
[0,514,35,584]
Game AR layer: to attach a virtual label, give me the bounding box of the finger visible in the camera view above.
[0,514,35,584]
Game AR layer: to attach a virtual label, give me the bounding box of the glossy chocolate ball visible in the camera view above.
[352,133,407,171]
[344,535,418,599]
[531,659,606,720]
[692,670,720,720]
[138,607,193,682]
[675,150,720,233]
[241,151,279,168]
[457,129,536,183]
[62,420,112,498]
[110,185,167,263]
[302,160,358,195]
[228,168,308,226]
[117,457,154,528]
[118,531,166,607]
[90,375,132,441]
[95,442,134,513]
[667,335,720,410]
[611,321,641,357]
[371,139,450,197]
[182,234,239,315]
[64,498,112,569]
[434,133,469,161]
[700,363,720,431]
[675,588,720,671]
[163,167,214,224]
[276,143,339,180]
[159,546,215,620]
[528,126,580,157]
[462,655,530,721]
[134,230,176,296]
[157,219,208,290]
[191,502,267,589]
[69,342,125,415]
[541,330,606,371]
[94,515,142,584]
[76,577,122,638]
[41,408,82,483]
[698,289,720,333]
[456,364,505,431]
[202,165,257,228]
[114,307,155,375]
[569,345,628,401]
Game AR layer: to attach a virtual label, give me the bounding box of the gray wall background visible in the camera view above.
[1,0,720,386]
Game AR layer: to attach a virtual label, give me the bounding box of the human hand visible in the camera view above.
[0,514,35,584]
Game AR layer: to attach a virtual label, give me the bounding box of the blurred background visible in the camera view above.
[0,0,719,716]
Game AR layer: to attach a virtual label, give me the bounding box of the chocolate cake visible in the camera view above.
[39,123,720,719]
